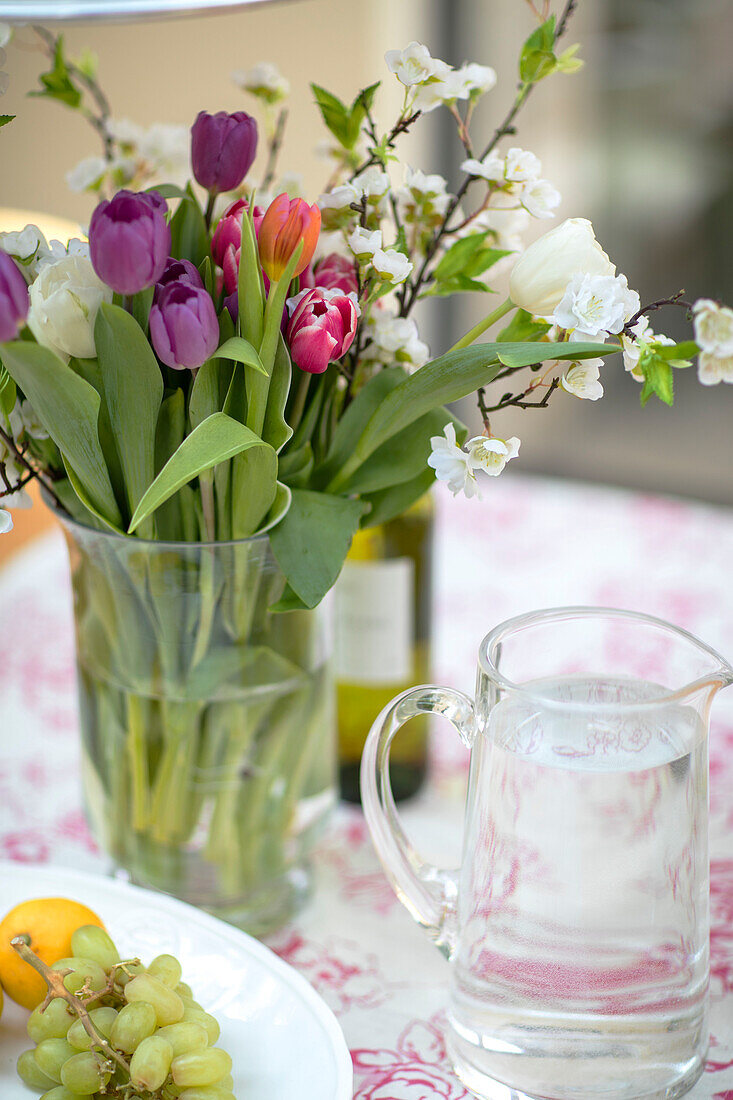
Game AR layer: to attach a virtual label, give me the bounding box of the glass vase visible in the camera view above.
[59,512,335,936]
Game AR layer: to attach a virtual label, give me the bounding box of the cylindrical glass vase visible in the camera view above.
[59,512,335,936]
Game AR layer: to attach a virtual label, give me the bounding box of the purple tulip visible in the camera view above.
[89,190,171,296]
[154,257,204,303]
[149,282,219,370]
[191,111,258,194]
[0,252,29,342]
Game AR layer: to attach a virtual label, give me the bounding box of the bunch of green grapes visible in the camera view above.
[15,925,236,1100]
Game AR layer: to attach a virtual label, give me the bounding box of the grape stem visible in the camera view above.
[11,936,132,1078]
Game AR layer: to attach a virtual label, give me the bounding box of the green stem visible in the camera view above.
[204,191,216,232]
[126,694,149,831]
[287,370,311,436]
[449,297,515,352]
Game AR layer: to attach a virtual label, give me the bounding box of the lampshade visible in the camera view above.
[0,0,297,20]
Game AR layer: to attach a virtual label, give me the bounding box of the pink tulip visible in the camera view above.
[285,288,358,374]
[212,198,266,295]
[313,253,358,296]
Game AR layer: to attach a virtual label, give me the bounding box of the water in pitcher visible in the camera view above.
[450,675,709,1100]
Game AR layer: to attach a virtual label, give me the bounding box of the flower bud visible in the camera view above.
[89,189,171,295]
[211,198,265,295]
[0,251,29,342]
[258,194,321,282]
[508,218,615,317]
[285,288,357,374]
[191,110,258,194]
[149,282,219,370]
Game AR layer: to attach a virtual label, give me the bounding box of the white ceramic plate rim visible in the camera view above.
[0,860,353,1099]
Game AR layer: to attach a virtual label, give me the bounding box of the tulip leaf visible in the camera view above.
[263,335,294,453]
[360,467,436,529]
[128,412,275,533]
[255,480,292,534]
[95,303,164,531]
[62,456,126,535]
[169,183,209,268]
[269,488,366,609]
[231,441,278,538]
[216,336,267,376]
[189,357,234,430]
[0,340,122,526]
[327,341,620,491]
[147,183,191,202]
[238,205,265,348]
[341,407,466,495]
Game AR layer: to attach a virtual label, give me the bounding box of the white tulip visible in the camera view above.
[560,359,604,400]
[27,253,112,362]
[692,298,733,357]
[371,248,413,285]
[508,218,616,317]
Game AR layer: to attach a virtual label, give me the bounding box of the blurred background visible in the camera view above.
[0,0,731,563]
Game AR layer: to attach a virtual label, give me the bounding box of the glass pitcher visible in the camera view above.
[361,607,732,1100]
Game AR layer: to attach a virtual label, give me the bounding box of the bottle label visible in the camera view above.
[334,557,414,685]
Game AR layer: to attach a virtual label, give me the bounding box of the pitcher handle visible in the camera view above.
[360,684,475,958]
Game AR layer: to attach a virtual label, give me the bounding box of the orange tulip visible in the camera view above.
[258,194,321,282]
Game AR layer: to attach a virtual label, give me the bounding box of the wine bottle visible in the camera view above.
[335,493,433,803]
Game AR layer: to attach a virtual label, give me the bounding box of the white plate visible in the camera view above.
[0,862,352,1099]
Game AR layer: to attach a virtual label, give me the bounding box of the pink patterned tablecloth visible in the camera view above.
[2,473,733,1100]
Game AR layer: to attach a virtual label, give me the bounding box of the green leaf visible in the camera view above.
[0,341,122,525]
[169,183,209,268]
[94,303,164,526]
[360,468,436,529]
[269,488,366,608]
[639,351,675,407]
[497,308,551,342]
[519,16,558,83]
[0,364,16,419]
[148,183,191,202]
[423,275,495,298]
[328,341,620,491]
[128,412,275,533]
[496,340,615,368]
[238,203,265,348]
[29,37,82,109]
[154,389,186,540]
[189,357,232,430]
[62,457,125,535]
[345,82,381,148]
[652,340,696,364]
[311,83,351,147]
[433,234,490,279]
[216,336,267,376]
[262,335,293,453]
[341,407,465,495]
[131,286,154,334]
[0,116,15,130]
[231,442,277,538]
[316,366,406,488]
[255,480,292,535]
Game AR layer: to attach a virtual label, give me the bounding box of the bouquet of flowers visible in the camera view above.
[0,8,729,925]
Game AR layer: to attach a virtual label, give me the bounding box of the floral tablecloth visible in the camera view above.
[2,473,733,1100]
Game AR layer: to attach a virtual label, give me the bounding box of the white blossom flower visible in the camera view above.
[138,124,189,184]
[28,253,112,362]
[319,183,361,211]
[66,156,108,193]
[509,219,616,317]
[9,398,48,441]
[692,298,733,357]
[348,226,382,260]
[553,271,639,340]
[461,151,505,182]
[560,359,604,400]
[519,178,561,220]
[620,315,651,379]
[231,61,290,103]
[371,248,413,285]
[398,167,452,220]
[457,62,497,96]
[413,65,472,113]
[0,224,49,267]
[385,42,443,87]
[697,352,733,386]
[504,148,542,183]
[467,434,521,477]
[404,166,449,199]
[367,312,429,368]
[0,24,12,49]
[108,118,145,147]
[0,509,12,534]
[428,423,478,497]
[0,457,31,510]
[352,166,390,202]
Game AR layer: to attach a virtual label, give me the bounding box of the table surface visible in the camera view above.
[2,473,733,1100]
